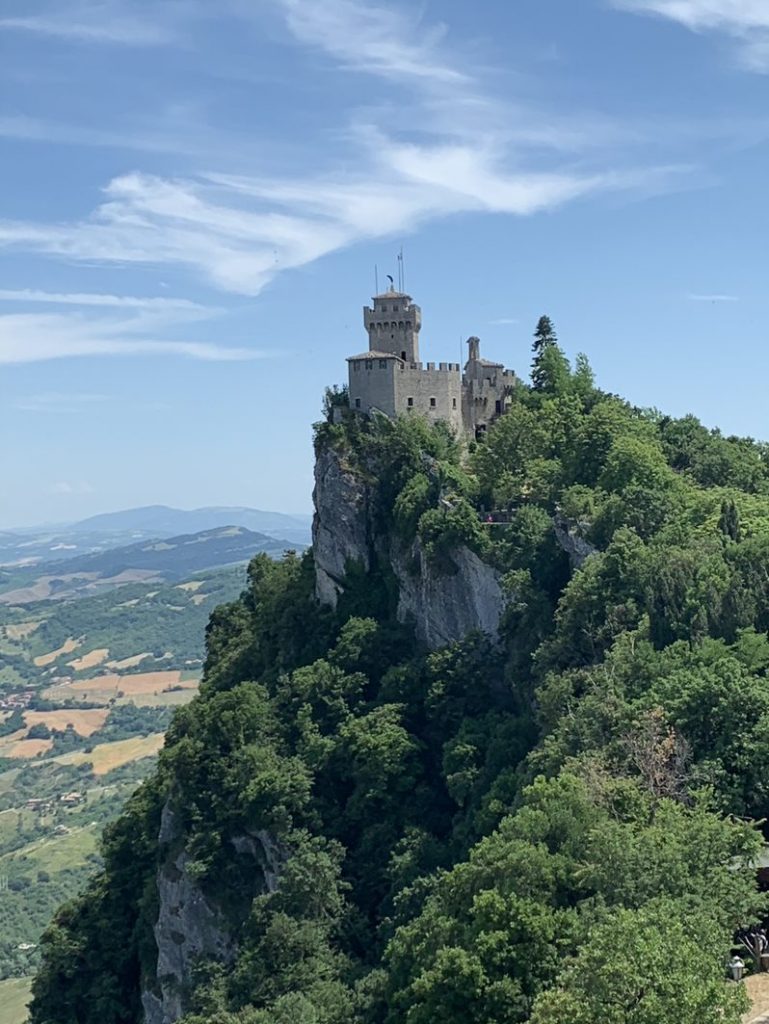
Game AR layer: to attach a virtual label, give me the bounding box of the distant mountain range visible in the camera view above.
[70,505,312,542]
[0,505,312,568]
[0,525,298,604]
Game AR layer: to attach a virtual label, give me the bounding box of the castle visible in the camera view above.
[346,286,517,436]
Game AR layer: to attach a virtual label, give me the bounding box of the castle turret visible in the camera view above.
[363,287,421,363]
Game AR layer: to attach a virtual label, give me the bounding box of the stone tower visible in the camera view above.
[363,288,422,363]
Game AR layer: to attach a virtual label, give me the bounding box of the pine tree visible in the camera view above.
[531,316,570,392]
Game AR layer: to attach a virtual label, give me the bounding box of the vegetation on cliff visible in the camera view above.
[29,324,769,1024]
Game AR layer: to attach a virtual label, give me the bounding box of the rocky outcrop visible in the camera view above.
[392,539,507,650]
[141,803,285,1024]
[553,515,597,570]
[312,446,371,607]
[312,443,508,649]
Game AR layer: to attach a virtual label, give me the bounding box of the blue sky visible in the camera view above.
[3,0,769,527]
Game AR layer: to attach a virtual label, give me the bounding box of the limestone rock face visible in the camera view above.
[312,443,507,649]
[312,445,371,607]
[553,515,597,570]
[141,803,284,1024]
[392,539,507,650]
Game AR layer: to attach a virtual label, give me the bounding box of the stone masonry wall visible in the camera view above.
[394,364,463,434]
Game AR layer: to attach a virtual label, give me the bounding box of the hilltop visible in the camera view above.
[27,327,769,1024]
[0,505,311,569]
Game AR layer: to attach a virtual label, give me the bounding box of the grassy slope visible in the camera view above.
[0,977,32,1024]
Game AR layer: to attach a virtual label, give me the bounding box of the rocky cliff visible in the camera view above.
[312,443,507,649]
[141,802,284,1024]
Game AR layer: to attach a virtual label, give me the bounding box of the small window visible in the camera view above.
[452,398,457,409]
[430,397,436,408]
[355,398,361,409]
[401,351,407,361]
[353,362,359,371]
[379,359,387,369]
[407,397,414,408]
[366,360,373,370]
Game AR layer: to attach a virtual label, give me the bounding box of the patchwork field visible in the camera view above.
[42,669,197,706]
[0,561,248,986]
[33,637,80,667]
[67,647,109,671]
[0,730,33,758]
[39,732,165,774]
[4,738,53,759]
[24,708,109,736]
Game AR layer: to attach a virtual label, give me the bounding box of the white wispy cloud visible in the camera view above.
[274,0,466,85]
[687,292,739,301]
[0,311,262,365]
[489,317,520,325]
[0,2,182,46]
[0,0,682,304]
[614,1,769,70]
[0,288,210,311]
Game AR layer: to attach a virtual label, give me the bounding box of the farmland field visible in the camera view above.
[43,669,198,706]
[32,637,80,667]
[0,559,249,984]
[66,648,109,671]
[23,708,109,736]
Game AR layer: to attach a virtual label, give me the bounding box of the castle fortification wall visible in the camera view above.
[349,359,398,417]
[394,363,463,433]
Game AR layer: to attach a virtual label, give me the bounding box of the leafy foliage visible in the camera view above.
[29,319,769,1024]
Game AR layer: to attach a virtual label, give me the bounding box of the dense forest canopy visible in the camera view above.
[29,324,769,1024]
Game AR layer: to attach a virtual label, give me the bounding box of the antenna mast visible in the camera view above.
[374,264,379,294]
[397,246,405,291]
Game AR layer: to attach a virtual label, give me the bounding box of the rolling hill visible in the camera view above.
[0,505,312,569]
[0,526,298,603]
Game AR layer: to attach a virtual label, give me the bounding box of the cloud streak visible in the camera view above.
[0,0,684,312]
[614,0,769,70]
[687,292,739,301]
[0,1,182,46]
[0,288,210,311]
[14,392,111,413]
[0,309,263,365]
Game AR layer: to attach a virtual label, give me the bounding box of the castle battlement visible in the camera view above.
[347,288,516,436]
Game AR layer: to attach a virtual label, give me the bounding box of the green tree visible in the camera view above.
[530,905,747,1024]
